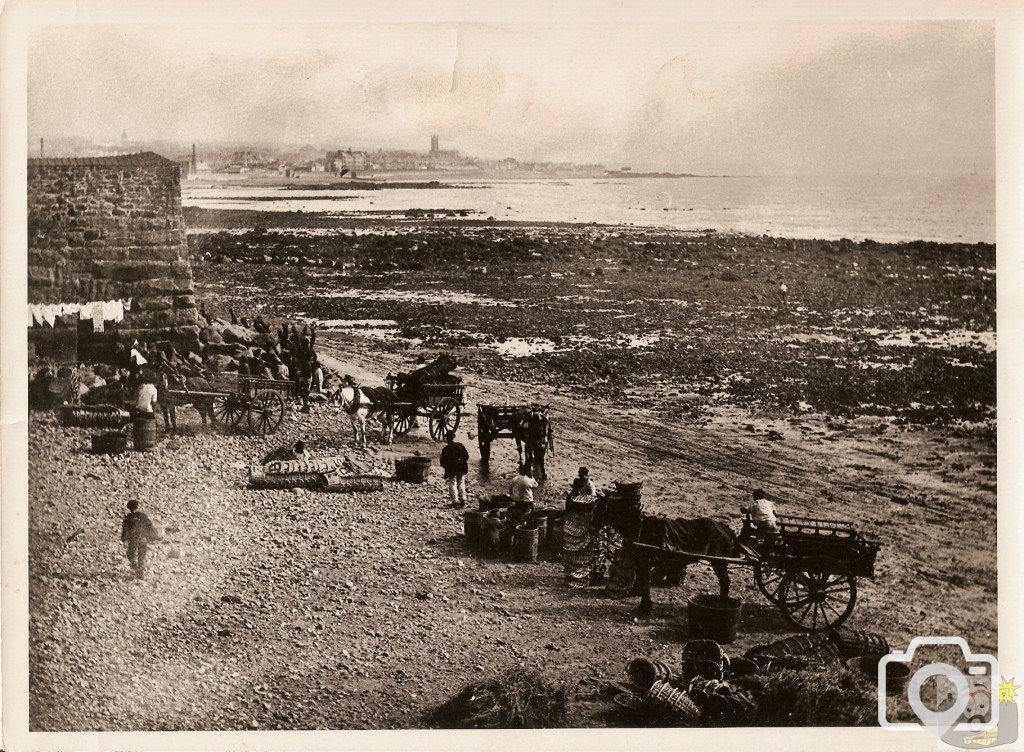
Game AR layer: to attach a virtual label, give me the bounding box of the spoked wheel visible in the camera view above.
[246,391,285,436]
[429,398,462,441]
[212,393,245,431]
[778,555,857,632]
[391,405,417,436]
[753,561,787,604]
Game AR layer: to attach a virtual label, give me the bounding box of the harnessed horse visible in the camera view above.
[334,384,396,447]
[511,406,555,479]
[159,369,215,432]
[591,496,738,619]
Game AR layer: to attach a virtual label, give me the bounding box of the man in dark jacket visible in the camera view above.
[439,430,470,508]
[121,499,158,579]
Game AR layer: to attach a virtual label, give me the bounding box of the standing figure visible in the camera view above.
[134,371,159,419]
[295,355,313,413]
[121,500,158,579]
[440,430,470,508]
[509,464,539,512]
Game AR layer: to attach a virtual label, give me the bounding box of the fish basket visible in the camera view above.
[645,680,701,724]
[91,432,127,454]
[827,629,890,660]
[395,456,432,483]
[319,474,384,493]
[60,405,132,429]
[744,633,844,667]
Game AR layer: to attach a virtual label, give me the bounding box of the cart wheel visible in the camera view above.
[391,406,416,436]
[778,556,857,633]
[212,394,245,431]
[753,561,787,604]
[247,391,285,436]
[429,398,461,441]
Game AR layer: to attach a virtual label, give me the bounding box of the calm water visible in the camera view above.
[183,173,994,244]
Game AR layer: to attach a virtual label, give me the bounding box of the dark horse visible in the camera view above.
[591,496,738,619]
[159,369,216,432]
[512,405,554,479]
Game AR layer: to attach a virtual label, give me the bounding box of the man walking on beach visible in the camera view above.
[121,499,158,579]
[439,430,469,508]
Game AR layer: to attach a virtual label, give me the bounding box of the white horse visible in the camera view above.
[334,385,395,447]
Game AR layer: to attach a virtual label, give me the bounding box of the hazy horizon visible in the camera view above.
[28,20,994,176]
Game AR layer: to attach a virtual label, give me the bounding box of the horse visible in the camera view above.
[159,370,215,433]
[511,405,554,479]
[591,496,738,619]
[333,384,395,447]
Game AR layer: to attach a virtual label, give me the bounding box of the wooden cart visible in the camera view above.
[631,513,882,633]
[164,374,296,436]
[383,374,468,441]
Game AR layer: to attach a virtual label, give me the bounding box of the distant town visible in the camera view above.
[31,133,622,180]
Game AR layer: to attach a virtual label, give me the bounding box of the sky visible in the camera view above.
[27,20,994,175]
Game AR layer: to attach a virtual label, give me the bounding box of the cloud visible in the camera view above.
[28,20,993,174]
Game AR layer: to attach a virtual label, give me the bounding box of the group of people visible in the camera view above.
[277,321,328,413]
[439,429,592,511]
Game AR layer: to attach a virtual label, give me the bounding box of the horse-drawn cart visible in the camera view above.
[164,373,296,435]
[383,374,467,441]
[631,513,881,633]
[477,403,554,472]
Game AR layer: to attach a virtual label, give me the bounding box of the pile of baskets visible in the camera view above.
[59,405,131,429]
[561,495,598,588]
[248,456,385,493]
[612,645,759,726]
[743,633,845,669]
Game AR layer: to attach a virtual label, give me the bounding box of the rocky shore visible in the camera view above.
[188,216,995,430]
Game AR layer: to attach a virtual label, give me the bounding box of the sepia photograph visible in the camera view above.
[1,1,1021,749]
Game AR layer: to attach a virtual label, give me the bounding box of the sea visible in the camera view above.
[182,172,994,244]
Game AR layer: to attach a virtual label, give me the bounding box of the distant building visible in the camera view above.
[327,149,368,173]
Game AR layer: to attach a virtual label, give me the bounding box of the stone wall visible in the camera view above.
[28,152,199,359]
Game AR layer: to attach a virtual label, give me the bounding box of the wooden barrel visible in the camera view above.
[132,415,157,451]
[513,524,539,563]
[528,511,549,549]
[463,510,484,550]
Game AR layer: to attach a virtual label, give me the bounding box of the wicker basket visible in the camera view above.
[395,456,432,483]
[743,633,844,667]
[645,680,701,724]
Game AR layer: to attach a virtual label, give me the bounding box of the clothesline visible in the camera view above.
[28,299,133,329]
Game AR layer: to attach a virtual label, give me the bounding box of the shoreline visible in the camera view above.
[182,206,996,247]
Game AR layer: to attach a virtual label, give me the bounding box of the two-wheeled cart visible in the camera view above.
[631,513,882,632]
[383,374,468,441]
[164,374,296,435]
